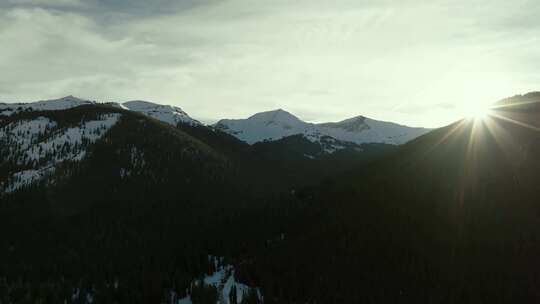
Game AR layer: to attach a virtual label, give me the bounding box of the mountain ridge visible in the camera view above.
[0,96,202,127]
[215,108,431,145]
[2,97,431,153]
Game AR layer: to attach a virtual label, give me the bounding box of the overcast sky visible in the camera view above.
[1,0,539,126]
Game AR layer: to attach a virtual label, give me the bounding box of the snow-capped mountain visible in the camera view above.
[215,109,430,145]
[0,95,94,116]
[2,97,429,147]
[318,116,430,145]
[1,96,200,127]
[122,100,201,126]
[0,97,200,193]
[215,109,316,144]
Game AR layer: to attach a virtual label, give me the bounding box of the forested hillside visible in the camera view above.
[0,105,272,303]
[237,93,540,303]
[0,102,393,303]
[2,93,540,303]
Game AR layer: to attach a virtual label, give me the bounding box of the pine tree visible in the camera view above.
[240,288,260,304]
[229,284,237,304]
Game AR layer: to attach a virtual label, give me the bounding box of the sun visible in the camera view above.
[466,103,491,120]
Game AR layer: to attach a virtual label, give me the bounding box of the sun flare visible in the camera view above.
[466,103,491,120]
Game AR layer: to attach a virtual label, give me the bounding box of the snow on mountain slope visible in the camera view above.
[215,109,430,146]
[215,109,317,144]
[0,113,122,193]
[318,116,430,145]
[1,96,200,127]
[104,102,129,110]
[122,100,201,126]
[0,96,94,116]
[1,96,428,147]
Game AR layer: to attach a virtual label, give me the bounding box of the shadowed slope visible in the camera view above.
[244,95,540,303]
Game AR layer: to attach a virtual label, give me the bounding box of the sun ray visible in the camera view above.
[491,100,540,111]
[490,112,540,132]
[421,119,468,157]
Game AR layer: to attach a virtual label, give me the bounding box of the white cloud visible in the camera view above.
[1,0,539,127]
[7,0,85,6]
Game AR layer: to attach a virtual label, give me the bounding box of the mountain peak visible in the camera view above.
[217,109,430,146]
[0,96,94,116]
[122,100,201,126]
[318,115,370,133]
[46,95,90,103]
[340,115,367,123]
[59,95,81,100]
[123,100,160,108]
[1,97,201,127]
[248,108,303,125]
[213,109,309,144]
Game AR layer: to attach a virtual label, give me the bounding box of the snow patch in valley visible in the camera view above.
[173,257,262,304]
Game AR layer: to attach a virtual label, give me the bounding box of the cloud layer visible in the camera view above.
[1,0,539,126]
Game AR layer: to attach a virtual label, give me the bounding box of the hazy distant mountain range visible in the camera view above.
[1,95,430,149]
[215,108,429,145]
